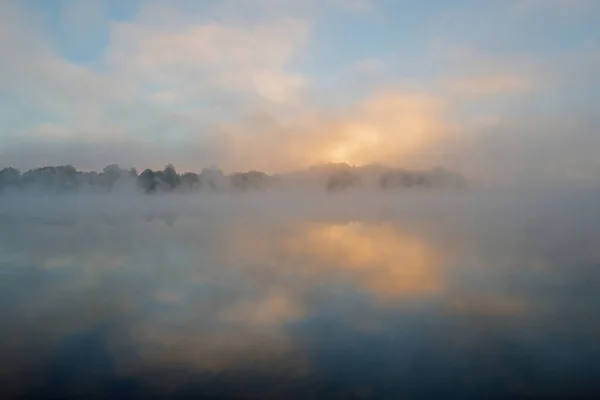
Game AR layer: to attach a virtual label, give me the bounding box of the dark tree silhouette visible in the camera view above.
[180,172,200,192]
[0,167,20,191]
[0,163,466,194]
[326,170,360,192]
[231,171,270,191]
[162,164,180,190]
[138,169,158,193]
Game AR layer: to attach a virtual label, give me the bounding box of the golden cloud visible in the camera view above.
[219,89,451,172]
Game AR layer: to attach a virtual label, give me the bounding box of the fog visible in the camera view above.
[2,0,600,397]
[2,184,600,397]
[1,176,598,219]
[4,102,600,188]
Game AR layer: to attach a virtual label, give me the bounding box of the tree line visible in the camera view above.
[0,163,467,194]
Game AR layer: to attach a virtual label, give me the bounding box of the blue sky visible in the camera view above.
[1,0,599,183]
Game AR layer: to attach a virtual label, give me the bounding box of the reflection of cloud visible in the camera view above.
[112,220,441,379]
[107,219,444,378]
[43,255,73,269]
[226,221,444,302]
[119,324,300,374]
[449,295,530,317]
[0,267,139,397]
[116,289,306,376]
[153,290,182,304]
[220,289,305,327]
[286,222,443,301]
[4,198,600,396]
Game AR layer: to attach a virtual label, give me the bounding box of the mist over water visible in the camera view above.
[2,188,600,399]
[2,0,599,397]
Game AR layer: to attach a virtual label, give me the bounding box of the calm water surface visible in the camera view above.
[1,193,600,399]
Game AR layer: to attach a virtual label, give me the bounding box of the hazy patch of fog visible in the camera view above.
[0,183,597,221]
[2,183,600,397]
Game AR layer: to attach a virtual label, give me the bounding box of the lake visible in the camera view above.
[1,191,600,399]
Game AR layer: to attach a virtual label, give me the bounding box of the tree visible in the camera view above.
[326,170,360,192]
[161,164,180,190]
[231,171,270,191]
[180,172,200,192]
[138,169,158,193]
[100,164,125,190]
[199,167,223,191]
[0,167,20,191]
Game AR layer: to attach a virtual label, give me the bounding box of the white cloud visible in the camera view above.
[106,16,308,103]
[0,0,310,153]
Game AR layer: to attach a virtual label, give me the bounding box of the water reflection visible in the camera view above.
[288,222,443,301]
[224,221,443,303]
[1,198,600,398]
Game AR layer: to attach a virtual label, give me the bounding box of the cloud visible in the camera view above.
[105,10,309,103]
[435,113,600,186]
[1,0,599,187]
[149,90,178,105]
[350,57,387,74]
[444,73,539,97]
[0,1,137,143]
[214,88,450,172]
[2,0,309,110]
[0,0,310,168]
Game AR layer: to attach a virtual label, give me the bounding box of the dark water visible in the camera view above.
[1,192,600,399]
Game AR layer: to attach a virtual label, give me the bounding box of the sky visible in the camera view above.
[0,0,599,184]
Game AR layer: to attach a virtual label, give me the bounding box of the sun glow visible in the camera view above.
[223,90,447,172]
[325,126,382,165]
